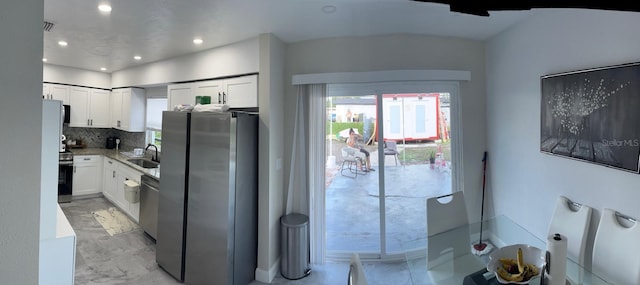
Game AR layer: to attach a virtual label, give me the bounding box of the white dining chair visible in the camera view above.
[425,191,480,279]
[347,253,368,285]
[592,208,640,285]
[426,191,468,236]
[548,196,592,266]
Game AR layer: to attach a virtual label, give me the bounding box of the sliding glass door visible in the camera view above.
[322,82,460,260]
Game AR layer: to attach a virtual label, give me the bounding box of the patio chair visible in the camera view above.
[383,140,399,166]
[592,209,640,285]
[341,147,366,178]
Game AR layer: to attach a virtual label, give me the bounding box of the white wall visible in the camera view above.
[284,34,488,242]
[255,34,286,283]
[0,0,42,284]
[44,64,111,89]
[111,37,259,87]
[486,9,640,253]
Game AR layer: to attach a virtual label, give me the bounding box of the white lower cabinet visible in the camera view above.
[102,158,118,203]
[101,157,142,223]
[118,164,142,222]
[73,155,103,196]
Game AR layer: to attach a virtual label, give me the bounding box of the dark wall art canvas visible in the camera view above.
[540,62,640,173]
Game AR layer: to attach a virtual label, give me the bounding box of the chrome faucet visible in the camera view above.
[145,144,159,162]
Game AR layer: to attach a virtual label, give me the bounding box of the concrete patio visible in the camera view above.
[325,150,452,255]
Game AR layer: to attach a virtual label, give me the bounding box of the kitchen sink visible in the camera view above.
[127,158,160,169]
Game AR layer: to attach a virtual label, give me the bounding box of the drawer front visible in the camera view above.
[73,155,100,163]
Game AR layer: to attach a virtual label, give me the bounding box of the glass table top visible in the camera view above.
[402,215,611,285]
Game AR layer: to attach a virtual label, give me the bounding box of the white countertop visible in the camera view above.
[70,148,160,180]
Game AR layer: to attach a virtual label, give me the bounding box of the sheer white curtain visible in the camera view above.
[287,84,326,263]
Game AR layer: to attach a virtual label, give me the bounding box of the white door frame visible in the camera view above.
[310,80,463,263]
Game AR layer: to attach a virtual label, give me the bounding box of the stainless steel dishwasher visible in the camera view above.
[140,174,159,240]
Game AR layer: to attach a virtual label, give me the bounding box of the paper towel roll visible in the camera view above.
[547,233,568,285]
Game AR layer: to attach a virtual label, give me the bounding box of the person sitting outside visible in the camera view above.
[347,128,374,172]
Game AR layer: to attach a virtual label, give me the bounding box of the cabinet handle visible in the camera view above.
[84,158,90,161]
[113,170,115,178]
[223,92,226,104]
[90,119,93,126]
[108,161,113,164]
[87,119,90,126]
[74,166,76,173]
[218,92,222,104]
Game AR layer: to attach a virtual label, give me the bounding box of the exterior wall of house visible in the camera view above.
[486,9,640,260]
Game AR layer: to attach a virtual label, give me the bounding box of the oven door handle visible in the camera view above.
[59,161,73,166]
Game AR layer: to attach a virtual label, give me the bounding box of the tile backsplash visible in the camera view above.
[63,126,145,151]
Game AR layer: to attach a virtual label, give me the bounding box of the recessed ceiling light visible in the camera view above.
[133,55,142,60]
[58,41,68,47]
[193,38,203,45]
[322,5,337,14]
[42,58,47,62]
[100,67,107,71]
[98,4,112,13]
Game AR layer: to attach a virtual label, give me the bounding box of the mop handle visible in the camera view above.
[479,152,488,243]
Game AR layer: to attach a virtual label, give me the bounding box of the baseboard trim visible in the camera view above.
[254,258,280,283]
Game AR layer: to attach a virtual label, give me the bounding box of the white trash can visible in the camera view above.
[280,213,311,280]
[124,180,139,203]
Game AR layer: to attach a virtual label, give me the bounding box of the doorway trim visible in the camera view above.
[301,70,467,263]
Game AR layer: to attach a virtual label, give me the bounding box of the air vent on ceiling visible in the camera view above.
[43,21,55,32]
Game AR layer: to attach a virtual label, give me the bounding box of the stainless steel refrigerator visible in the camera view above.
[156,110,258,285]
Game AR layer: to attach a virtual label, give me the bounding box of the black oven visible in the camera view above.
[59,152,73,202]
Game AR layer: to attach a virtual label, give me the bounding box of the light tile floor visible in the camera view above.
[61,197,414,285]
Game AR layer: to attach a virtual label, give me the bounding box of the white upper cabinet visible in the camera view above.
[89,89,111,128]
[69,87,89,127]
[111,88,146,132]
[224,74,257,108]
[43,83,70,104]
[193,80,224,103]
[69,87,110,128]
[167,74,258,109]
[167,83,194,110]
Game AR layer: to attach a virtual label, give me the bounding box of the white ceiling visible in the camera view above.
[43,0,533,72]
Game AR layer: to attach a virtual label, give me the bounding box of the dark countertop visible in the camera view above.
[70,148,160,180]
